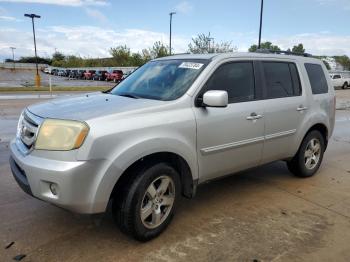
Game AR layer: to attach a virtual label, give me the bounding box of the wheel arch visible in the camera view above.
[110,152,196,201]
[303,123,329,149]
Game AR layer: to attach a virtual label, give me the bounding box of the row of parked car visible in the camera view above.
[43,68,125,83]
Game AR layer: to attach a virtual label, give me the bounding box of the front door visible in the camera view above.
[193,61,265,182]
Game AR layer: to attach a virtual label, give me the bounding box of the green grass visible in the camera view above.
[0,86,112,92]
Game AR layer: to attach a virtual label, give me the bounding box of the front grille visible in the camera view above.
[19,110,40,150]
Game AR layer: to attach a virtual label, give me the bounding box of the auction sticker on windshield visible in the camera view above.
[179,62,204,70]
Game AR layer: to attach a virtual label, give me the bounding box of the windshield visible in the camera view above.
[111,59,208,100]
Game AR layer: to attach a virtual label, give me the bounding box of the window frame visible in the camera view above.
[259,61,303,100]
[195,60,262,106]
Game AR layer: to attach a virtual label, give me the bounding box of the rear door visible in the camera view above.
[259,60,308,163]
[193,60,265,182]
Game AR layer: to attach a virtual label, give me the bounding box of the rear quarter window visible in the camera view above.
[305,63,328,94]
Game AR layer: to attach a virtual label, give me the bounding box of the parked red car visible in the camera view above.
[83,70,96,80]
[106,70,124,83]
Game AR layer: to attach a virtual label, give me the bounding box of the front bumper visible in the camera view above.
[9,140,107,214]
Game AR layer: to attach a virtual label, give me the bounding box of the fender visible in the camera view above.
[89,137,198,213]
[292,107,330,154]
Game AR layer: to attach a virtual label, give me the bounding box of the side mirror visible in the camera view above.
[202,90,228,108]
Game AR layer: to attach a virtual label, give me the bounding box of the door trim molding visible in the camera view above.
[265,129,296,141]
[200,136,265,155]
[200,129,296,155]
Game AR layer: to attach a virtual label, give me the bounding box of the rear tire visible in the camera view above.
[113,162,181,241]
[343,82,348,89]
[287,130,325,178]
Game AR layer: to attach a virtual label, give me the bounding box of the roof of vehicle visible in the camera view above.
[154,52,322,64]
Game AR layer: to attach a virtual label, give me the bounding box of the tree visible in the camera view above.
[149,41,169,58]
[188,33,211,54]
[51,51,65,66]
[188,33,236,54]
[18,56,52,64]
[52,51,65,61]
[109,45,132,66]
[248,42,281,52]
[334,55,350,70]
[292,43,305,54]
[64,55,84,68]
[131,53,147,66]
[212,41,237,53]
[141,49,152,62]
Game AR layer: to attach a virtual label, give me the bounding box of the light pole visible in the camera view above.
[24,13,41,87]
[10,47,16,70]
[169,12,176,55]
[208,32,214,53]
[258,0,264,49]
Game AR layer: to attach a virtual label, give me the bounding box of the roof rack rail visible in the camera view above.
[171,52,191,56]
[255,49,312,57]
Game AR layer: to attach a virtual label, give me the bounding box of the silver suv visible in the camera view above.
[10,52,335,241]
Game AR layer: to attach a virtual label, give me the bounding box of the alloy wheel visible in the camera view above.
[140,175,175,229]
[304,138,321,170]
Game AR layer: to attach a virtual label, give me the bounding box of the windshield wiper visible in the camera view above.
[117,93,140,99]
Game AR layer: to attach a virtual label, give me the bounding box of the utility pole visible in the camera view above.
[258,0,264,49]
[169,12,176,55]
[10,47,16,70]
[24,13,41,87]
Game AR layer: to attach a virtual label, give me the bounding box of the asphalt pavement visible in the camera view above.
[0,91,350,261]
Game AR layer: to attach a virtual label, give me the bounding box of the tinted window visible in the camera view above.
[263,62,296,98]
[305,63,328,94]
[203,62,255,103]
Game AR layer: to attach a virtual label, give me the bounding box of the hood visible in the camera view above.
[27,92,165,121]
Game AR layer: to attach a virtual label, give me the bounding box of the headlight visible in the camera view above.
[16,111,24,139]
[35,119,89,151]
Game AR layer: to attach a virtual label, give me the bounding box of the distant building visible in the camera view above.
[322,57,344,71]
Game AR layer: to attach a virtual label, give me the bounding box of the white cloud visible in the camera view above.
[0,15,21,21]
[0,0,108,6]
[1,24,349,61]
[175,1,193,14]
[85,8,107,22]
[0,25,189,60]
[272,33,350,56]
[230,30,350,56]
[314,0,350,10]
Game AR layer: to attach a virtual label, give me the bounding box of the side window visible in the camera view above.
[263,62,296,98]
[333,75,341,79]
[203,62,255,103]
[305,63,328,94]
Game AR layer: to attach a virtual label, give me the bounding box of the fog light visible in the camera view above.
[49,183,58,195]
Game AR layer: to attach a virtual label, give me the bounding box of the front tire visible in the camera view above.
[287,130,325,178]
[343,82,348,89]
[113,162,181,241]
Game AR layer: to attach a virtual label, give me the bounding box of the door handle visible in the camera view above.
[246,113,263,120]
[297,106,308,112]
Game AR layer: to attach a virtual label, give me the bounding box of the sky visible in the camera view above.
[0,0,350,61]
